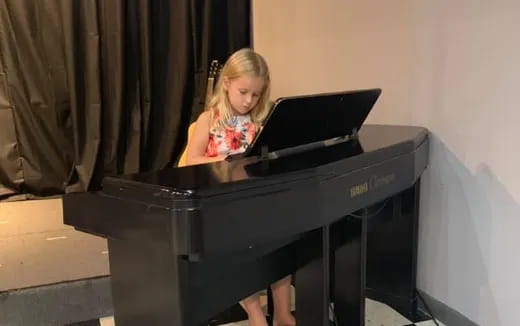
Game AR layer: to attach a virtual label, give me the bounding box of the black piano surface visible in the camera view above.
[63,124,429,326]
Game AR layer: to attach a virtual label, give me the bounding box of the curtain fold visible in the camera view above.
[0,0,251,200]
[0,0,74,198]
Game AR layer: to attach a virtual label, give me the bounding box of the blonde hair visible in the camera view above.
[207,48,271,130]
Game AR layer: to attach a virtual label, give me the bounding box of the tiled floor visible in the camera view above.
[98,287,444,326]
[98,298,445,326]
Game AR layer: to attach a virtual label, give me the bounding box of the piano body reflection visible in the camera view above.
[63,90,429,326]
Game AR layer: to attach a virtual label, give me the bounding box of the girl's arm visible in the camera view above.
[186,111,226,165]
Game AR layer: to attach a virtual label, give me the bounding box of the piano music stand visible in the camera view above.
[243,88,381,159]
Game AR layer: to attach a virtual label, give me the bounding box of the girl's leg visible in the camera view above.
[241,294,269,326]
[271,275,296,326]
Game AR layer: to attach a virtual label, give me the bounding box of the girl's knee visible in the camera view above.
[272,275,292,288]
[241,294,262,309]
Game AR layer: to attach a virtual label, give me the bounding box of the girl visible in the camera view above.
[186,48,295,326]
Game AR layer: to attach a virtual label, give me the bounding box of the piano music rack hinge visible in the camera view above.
[350,127,359,140]
[260,145,270,160]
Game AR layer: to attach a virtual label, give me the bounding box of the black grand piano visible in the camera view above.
[63,89,429,326]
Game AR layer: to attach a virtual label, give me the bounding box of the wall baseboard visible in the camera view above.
[418,290,479,326]
[0,276,112,325]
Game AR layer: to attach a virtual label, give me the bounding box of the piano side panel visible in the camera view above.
[414,135,429,180]
[331,216,366,326]
[107,236,186,326]
[365,179,425,322]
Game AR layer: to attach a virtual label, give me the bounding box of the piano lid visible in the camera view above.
[101,125,428,202]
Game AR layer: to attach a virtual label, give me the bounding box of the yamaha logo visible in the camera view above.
[350,182,368,197]
[350,174,395,198]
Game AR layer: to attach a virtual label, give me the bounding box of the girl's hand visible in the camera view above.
[186,155,226,166]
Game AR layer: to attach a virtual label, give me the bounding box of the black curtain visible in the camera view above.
[0,0,251,200]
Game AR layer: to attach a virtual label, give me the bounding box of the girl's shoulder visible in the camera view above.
[193,110,216,135]
[196,110,211,125]
[197,108,218,123]
[204,107,225,128]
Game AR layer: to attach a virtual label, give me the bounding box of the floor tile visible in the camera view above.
[97,298,442,326]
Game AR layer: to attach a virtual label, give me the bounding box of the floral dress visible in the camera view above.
[205,114,256,157]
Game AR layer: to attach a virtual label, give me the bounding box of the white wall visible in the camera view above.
[253,1,520,325]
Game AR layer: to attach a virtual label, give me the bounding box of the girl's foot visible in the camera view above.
[273,312,296,326]
[241,295,269,326]
[248,312,269,326]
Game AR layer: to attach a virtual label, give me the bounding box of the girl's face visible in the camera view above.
[224,75,265,115]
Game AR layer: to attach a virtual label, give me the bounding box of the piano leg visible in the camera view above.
[106,237,186,326]
[331,215,367,326]
[295,226,331,326]
[365,179,426,322]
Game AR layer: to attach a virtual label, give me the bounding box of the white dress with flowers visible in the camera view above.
[205,113,256,157]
